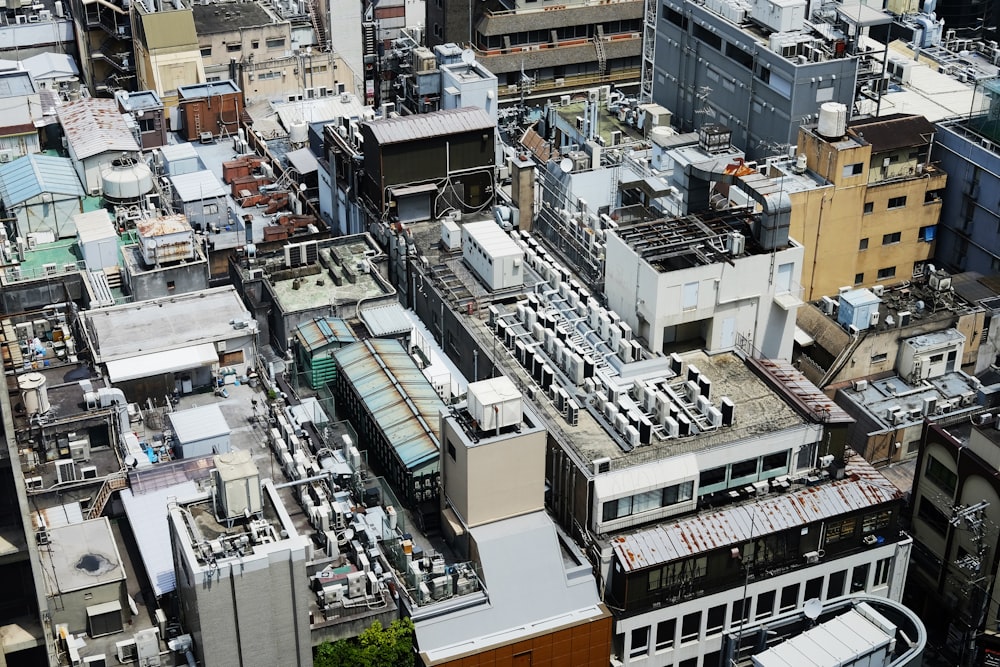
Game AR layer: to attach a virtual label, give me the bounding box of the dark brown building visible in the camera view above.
[176,80,246,142]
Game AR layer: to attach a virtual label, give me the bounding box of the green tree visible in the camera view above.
[314,618,415,667]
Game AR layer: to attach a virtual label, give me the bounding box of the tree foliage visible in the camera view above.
[314,618,415,667]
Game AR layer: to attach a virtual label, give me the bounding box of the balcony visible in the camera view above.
[476,32,641,76]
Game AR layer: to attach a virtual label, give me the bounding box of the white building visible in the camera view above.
[461,220,524,291]
[604,213,803,360]
[58,98,141,195]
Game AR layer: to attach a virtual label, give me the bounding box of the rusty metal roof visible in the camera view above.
[611,455,901,572]
[58,98,140,160]
[749,357,854,424]
[135,214,190,237]
[365,107,494,146]
[294,317,356,352]
[847,113,935,154]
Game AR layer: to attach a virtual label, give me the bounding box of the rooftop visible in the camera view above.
[191,0,276,32]
[847,113,936,153]
[58,98,140,160]
[365,107,494,145]
[293,317,357,352]
[0,153,85,205]
[170,170,227,202]
[38,518,126,595]
[176,80,241,100]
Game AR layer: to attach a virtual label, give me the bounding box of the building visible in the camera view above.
[0,154,86,239]
[791,111,945,300]
[833,328,983,466]
[77,286,257,403]
[68,0,136,94]
[130,1,206,110]
[933,79,1000,276]
[168,453,312,667]
[0,3,75,64]
[57,98,141,196]
[426,0,643,99]
[907,411,1000,665]
[120,214,211,301]
[168,170,229,232]
[650,0,890,159]
[175,80,245,142]
[22,52,81,93]
[332,338,445,507]
[794,276,986,390]
[115,89,169,150]
[0,69,42,159]
[291,317,357,389]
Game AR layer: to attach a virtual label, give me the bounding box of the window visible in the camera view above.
[907,439,921,454]
[251,39,259,48]
[855,272,864,285]
[756,590,775,619]
[682,281,699,310]
[447,442,456,461]
[776,262,794,294]
[166,280,175,292]
[227,43,242,52]
[731,458,757,479]
[203,203,219,216]
[888,196,907,209]
[805,577,823,600]
[139,117,156,133]
[681,612,701,642]
[731,598,750,625]
[663,5,688,28]
[919,225,936,242]
[200,47,212,57]
[828,570,846,598]
[700,466,726,488]
[266,37,286,49]
[663,481,694,506]
[630,626,649,658]
[859,238,869,250]
[917,499,949,535]
[656,619,675,650]
[706,605,726,634]
[693,23,722,50]
[762,451,788,473]
[826,517,856,543]
[852,563,870,592]
[874,558,891,586]
[780,583,799,611]
[926,456,957,494]
[877,266,896,280]
[843,162,863,177]
[863,201,874,214]
[882,232,901,245]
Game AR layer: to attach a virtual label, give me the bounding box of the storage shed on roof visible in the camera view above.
[293,317,356,389]
[0,153,86,238]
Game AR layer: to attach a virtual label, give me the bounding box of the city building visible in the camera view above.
[933,79,1000,276]
[290,316,357,389]
[0,69,43,158]
[907,410,1000,665]
[69,0,136,94]
[174,80,245,142]
[0,154,86,239]
[792,111,945,300]
[0,2,75,64]
[426,0,643,99]
[57,98,141,196]
[650,0,890,160]
[130,1,206,109]
[115,89,169,150]
[119,214,211,301]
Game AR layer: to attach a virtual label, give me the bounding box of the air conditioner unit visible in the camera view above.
[116,639,138,662]
[592,457,611,474]
[871,284,885,297]
[26,476,43,491]
[803,551,820,564]
[870,311,880,327]
[81,466,98,479]
[55,459,78,484]
[0,149,15,163]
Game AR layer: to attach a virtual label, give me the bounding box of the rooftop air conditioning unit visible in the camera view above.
[116,639,138,663]
[803,551,820,564]
[592,457,611,474]
[852,379,868,391]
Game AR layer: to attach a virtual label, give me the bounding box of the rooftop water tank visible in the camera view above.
[288,121,308,145]
[102,157,154,205]
[19,372,50,415]
[817,103,848,140]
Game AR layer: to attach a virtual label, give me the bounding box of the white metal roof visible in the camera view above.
[360,301,412,338]
[121,480,200,597]
[22,52,79,81]
[169,404,230,444]
[461,220,522,258]
[75,209,116,244]
[366,106,493,145]
[170,170,227,202]
[752,604,895,666]
[105,342,219,383]
[612,456,901,572]
[415,511,606,663]
[159,142,199,162]
[285,147,318,175]
[273,93,374,128]
[58,98,140,160]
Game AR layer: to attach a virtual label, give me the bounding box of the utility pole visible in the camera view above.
[949,500,992,667]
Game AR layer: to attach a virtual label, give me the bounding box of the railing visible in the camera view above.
[476,31,640,60]
[483,0,637,18]
[86,471,128,520]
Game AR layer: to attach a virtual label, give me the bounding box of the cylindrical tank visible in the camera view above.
[102,157,154,205]
[817,102,847,139]
[19,372,49,415]
[288,121,308,145]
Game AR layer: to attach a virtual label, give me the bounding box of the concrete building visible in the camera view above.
[0,69,42,159]
[168,459,312,667]
[933,79,1000,276]
[0,154,86,239]
[791,112,946,300]
[130,1,206,110]
[57,98,141,196]
[907,411,1000,665]
[168,170,229,232]
[794,276,986,390]
[77,286,257,403]
[119,214,211,301]
[426,0,643,99]
[650,0,890,159]
[0,2,75,64]
[175,80,245,142]
[115,89,169,150]
[68,0,136,94]
[833,328,984,466]
[604,212,803,360]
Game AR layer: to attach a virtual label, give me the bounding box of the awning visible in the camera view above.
[86,601,122,618]
[794,326,815,347]
[389,182,438,198]
[105,342,219,383]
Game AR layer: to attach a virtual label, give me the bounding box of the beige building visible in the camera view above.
[192,1,348,104]
[789,112,947,301]
[132,3,206,110]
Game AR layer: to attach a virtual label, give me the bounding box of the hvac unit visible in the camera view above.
[0,149,15,163]
[116,640,138,663]
[82,656,107,667]
[25,476,43,491]
[820,296,836,315]
[870,311,880,327]
[284,240,319,267]
[81,466,98,480]
[70,439,91,462]
[871,284,885,297]
[852,379,868,391]
[803,551,820,564]
[55,459,77,483]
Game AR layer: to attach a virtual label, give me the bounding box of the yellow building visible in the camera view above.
[789,112,947,301]
[131,3,207,111]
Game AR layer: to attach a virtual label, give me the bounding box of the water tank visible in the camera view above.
[19,372,50,415]
[102,157,154,204]
[288,121,308,145]
[213,450,263,521]
[817,102,847,139]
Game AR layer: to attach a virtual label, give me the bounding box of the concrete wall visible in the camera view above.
[52,581,127,637]
[123,260,210,302]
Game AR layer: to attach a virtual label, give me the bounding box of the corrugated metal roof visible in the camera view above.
[58,98,140,159]
[170,170,227,202]
[168,404,230,444]
[848,113,936,154]
[0,153,84,205]
[360,301,412,338]
[334,338,444,470]
[0,69,36,97]
[366,107,494,145]
[611,455,901,572]
[22,52,79,80]
[294,317,356,352]
[285,147,318,175]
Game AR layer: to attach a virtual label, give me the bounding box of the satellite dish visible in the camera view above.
[461,49,475,65]
[803,598,822,621]
[559,157,573,173]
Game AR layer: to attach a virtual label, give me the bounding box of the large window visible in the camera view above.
[877,266,896,280]
[681,612,701,642]
[602,481,694,522]
[630,627,649,658]
[917,499,949,535]
[731,458,757,479]
[656,619,675,650]
[762,451,789,473]
[925,456,957,494]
